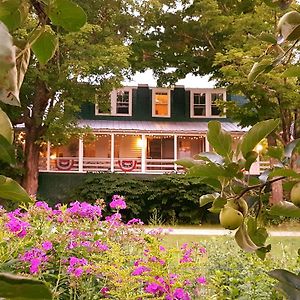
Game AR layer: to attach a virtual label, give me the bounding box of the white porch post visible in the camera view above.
[46,141,50,171]
[78,138,84,172]
[174,134,178,172]
[141,134,146,173]
[110,133,115,172]
[205,135,210,152]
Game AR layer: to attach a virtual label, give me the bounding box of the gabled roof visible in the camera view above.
[78,120,247,134]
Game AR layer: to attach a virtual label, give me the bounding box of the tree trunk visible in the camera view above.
[21,78,49,196]
[22,127,41,197]
[267,135,283,205]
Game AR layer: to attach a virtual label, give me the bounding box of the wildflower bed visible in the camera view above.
[0,196,207,299]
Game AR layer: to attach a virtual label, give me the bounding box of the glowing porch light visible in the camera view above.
[137,138,146,148]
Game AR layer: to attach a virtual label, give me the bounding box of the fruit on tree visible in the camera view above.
[291,182,300,208]
[219,206,244,230]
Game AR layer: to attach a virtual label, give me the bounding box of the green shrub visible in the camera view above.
[72,173,214,224]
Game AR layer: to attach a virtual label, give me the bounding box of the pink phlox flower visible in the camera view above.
[94,241,109,251]
[20,248,47,274]
[145,282,164,295]
[199,247,206,254]
[80,241,92,248]
[109,195,126,210]
[169,273,179,284]
[172,288,191,300]
[105,213,122,225]
[134,259,143,266]
[159,245,166,251]
[196,276,207,285]
[100,287,109,298]
[180,248,193,263]
[67,256,88,277]
[41,240,53,251]
[66,201,102,219]
[6,215,30,238]
[127,218,144,225]
[67,241,78,249]
[132,265,150,276]
[35,201,52,211]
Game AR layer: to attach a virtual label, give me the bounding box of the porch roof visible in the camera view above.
[78,120,247,134]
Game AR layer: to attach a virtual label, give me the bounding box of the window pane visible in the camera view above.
[116,91,129,114]
[193,93,206,116]
[194,93,206,105]
[211,93,223,116]
[154,92,169,116]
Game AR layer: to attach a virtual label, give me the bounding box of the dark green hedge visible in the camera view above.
[71,173,215,225]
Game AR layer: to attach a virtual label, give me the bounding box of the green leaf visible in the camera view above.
[0,273,52,299]
[241,119,280,158]
[285,138,300,159]
[194,152,224,164]
[176,158,198,169]
[248,60,273,82]
[247,217,268,247]
[0,135,15,164]
[32,28,58,65]
[199,192,220,207]
[282,66,300,78]
[0,175,32,203]
[258,32,277,44]
[244,151,258,171]
[235,223,260,252]
[187,163,225,178]
[269,201,300,217]
[208,197,227,213]
[268,269,300,299]
[49,0,87,32]
[267,146,284,160]
[207,121,232,159]
[198,177,222,190]
[268,168,300,179]
[256,244,271,260]
[0,108,14,144]
[0,0,21,31]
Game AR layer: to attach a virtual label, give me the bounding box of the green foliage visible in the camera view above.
[206,238,297,299]
[72,173,213,224]
[0,273,52,300]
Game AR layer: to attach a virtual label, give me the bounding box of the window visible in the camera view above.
[152,89,170,117]
[116,90,129,114]
[190,89,225,118]
[95,88,132,116]
[193,93,206,116]
[211,93,223,116]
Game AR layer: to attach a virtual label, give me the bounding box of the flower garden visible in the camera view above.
[0,196,208,299]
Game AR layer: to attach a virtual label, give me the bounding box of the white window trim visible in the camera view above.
[95,87,133,116]
[189,88,226,118]
[151,88,171,118]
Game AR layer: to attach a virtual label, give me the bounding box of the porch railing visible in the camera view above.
[39,157,270,174]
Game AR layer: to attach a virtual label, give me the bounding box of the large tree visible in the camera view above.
[1,0,141,195]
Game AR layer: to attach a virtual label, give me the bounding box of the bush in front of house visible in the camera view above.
[72,173,214,225]
[0,197,207,299]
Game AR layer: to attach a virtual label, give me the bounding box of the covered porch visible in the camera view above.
[39,120,246,174]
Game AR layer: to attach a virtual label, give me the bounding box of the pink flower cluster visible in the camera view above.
[66,201,102,219]
[20,248,48,274]
[109,195,126,210]
[6,214,30,238]
[67,256,88,277]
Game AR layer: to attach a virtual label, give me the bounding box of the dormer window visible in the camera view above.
[95,88,133,116]
[211,93,223,116]
[152,88,171,118]
[190,89,225,118]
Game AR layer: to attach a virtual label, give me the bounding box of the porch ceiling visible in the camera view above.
[78,120,248,134]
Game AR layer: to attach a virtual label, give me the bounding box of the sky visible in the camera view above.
[122,69,216,88]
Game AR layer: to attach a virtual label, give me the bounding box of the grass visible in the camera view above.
[162,235,300,258]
